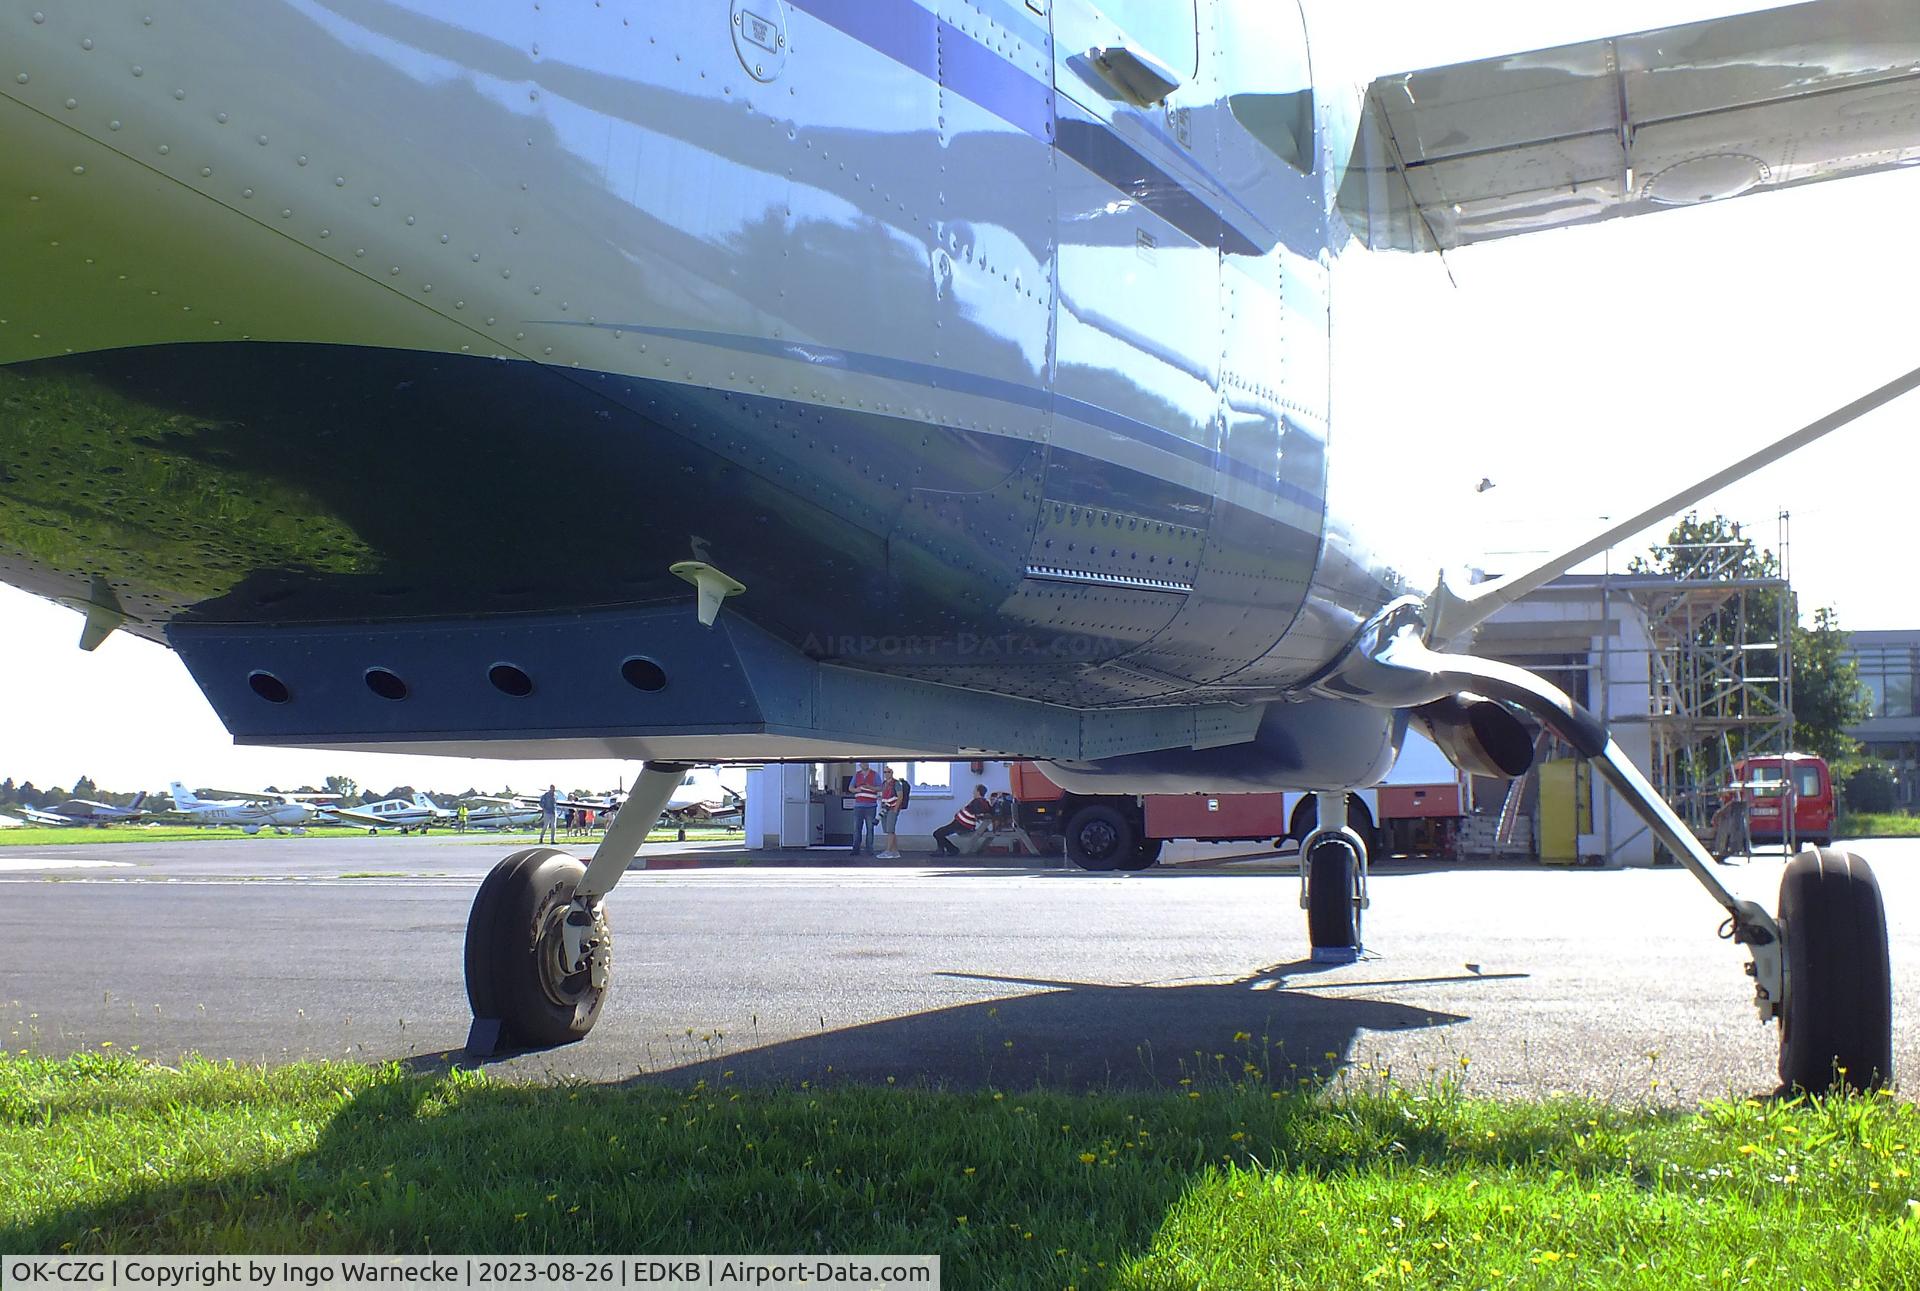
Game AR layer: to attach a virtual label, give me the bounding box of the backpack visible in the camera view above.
[897,779,912,808]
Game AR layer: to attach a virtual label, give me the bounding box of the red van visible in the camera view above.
[1726,754,1835,850]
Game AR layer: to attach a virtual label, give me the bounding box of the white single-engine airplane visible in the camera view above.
[2,0,1912,1083]
[166,782,333,833]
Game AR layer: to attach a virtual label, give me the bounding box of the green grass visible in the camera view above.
[1840,813,1920,839]
[0,826,361,846]
[2,1054,1915,1286]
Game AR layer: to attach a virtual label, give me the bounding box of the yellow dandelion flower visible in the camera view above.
[1079,1153,1097,1164]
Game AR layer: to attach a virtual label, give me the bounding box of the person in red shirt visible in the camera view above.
[933,784,992,855]
[849,762,881,855]
[876,766,904,859]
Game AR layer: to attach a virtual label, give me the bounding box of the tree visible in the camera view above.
[1792,606,1869,759]
[325,775,360,807]
[71,775,97,800]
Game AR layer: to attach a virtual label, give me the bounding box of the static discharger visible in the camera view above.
[670,560,746,627]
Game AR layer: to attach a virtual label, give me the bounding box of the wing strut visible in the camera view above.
[1428,359,1920,641]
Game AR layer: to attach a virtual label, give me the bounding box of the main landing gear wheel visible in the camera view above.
[464,848,610,1049]
[1064,803,1133,872]
[1777,848,1892,1094]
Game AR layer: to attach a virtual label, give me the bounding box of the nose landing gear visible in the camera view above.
[1299,791,1368,964]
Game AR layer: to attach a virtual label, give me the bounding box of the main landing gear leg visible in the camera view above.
[1299,790,1369,965]
[463,761,692,1057]
[1406,644,1893,1093]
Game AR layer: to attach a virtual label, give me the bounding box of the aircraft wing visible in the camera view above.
[19,806,82,826]
[1343,0,1920,250]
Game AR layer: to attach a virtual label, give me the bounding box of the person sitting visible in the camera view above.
[933,784,992,855]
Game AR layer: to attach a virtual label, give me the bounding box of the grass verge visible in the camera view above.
[1840,813,1920,839]
[2,1054,1916,1286]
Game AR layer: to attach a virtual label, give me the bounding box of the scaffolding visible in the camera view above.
[1615,514,1796,834]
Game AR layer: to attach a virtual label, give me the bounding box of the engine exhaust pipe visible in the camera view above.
[1413,694,1534,780]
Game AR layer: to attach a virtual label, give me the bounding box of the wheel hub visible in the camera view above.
[531,887,609,1005]
[1079,820,1117,860]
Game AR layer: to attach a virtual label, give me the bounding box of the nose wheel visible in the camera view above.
[464,848,610,1052]
[1299,791,1368,965]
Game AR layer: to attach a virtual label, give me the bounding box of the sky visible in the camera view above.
[4,0,1918,795]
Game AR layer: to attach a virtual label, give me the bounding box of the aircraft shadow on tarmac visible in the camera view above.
[427,958,1498,1094]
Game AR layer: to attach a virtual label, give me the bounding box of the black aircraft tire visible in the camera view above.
[1115,837,1164,872]
[1778,848,1892,1094]
[1306,838,1359,949]
[464,848,609,1048]
[1065,803,1134,872]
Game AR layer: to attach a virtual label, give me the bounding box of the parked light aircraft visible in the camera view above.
[660,768,745,823]
[15,791,150,827]
[166,782,331,833]
[459,797,545,832]
[2,0,1912,1087]
[332,793,453,835]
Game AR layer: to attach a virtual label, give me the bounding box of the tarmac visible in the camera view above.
[2,831,1914,1103]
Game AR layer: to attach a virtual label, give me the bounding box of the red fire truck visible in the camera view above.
[1010,731,1470,871]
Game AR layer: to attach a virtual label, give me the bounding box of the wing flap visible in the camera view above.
[1345,0,1920,250]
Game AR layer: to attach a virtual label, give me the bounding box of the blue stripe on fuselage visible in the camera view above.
[793,0,1054,142]
[541,320,1323,516]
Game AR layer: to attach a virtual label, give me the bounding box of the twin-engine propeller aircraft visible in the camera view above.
[3,0,1914,1085]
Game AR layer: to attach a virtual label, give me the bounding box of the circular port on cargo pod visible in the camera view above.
[364,667,408,701]
[488,663,534,697]
[247,670,290,704]
[620,656,667,692]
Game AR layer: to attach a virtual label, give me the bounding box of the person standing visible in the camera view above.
[933,784,992,855]
[539,784,558,844]
[849,761,880,855]
[876,765,904,859]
